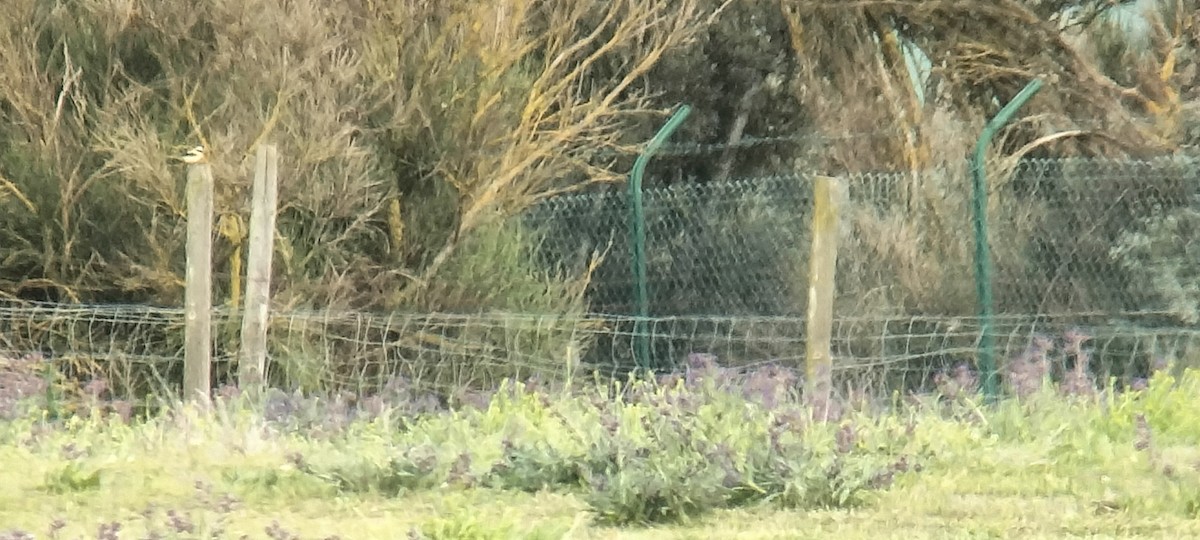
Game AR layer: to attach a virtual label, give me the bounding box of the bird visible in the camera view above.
[178,145,207,164]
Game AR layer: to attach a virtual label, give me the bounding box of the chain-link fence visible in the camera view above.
[529,156,1200,318]
[524,155,1200,384]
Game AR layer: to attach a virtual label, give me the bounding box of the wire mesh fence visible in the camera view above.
[4,155,1200,399]
[526,173,816,316]
[521,154,1200,386]
[2,303,1196,401]
[526,155,1200,320]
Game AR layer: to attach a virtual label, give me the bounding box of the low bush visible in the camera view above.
[3,350,1200,536]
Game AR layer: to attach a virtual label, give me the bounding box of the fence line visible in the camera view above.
[2,301,1197,398]
[4,154,1200,400]
[526,155,1200,318]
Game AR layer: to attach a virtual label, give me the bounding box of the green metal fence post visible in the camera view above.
[630,104,692,372]
[972,78,1043,403]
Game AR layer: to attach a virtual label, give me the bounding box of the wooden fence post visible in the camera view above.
[805,175,842,416]
[184,162,215,404]
[238,144,279,392]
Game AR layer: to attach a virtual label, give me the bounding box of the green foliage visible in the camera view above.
[1103,368,1200,442]
[426,220,584,314]
[1112,205,1200,325]
[485,441,589,492]
[583,451,728,526]
[757,445,898,510]
[275,374,917,527]
[219,467,334,499]
[41,462,102,494]
[6,368,1200,536]
[413,518,511,540]
[413,510,571,540]
[294,446,445,496]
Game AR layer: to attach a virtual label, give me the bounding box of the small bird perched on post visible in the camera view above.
[178,145,207,164]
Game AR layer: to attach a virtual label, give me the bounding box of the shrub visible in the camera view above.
[0,0,717,394]
[1112,204,1200,325]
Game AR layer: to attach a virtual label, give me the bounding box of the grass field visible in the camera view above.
[2,357,1200,539]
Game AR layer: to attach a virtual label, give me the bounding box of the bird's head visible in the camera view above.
[178,145,207,164]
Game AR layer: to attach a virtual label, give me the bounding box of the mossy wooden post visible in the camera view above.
[805,175,841,411]
[184,162,215,405]
[238,144,279,393]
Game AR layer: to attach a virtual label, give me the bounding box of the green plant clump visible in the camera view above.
[3,354,1200,538]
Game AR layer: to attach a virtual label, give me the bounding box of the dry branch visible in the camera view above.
[413,0,717,286]
[779,0,1187,161]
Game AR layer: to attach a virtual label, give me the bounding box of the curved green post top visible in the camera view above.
[972,78,1043,403]
[630,104,692,371]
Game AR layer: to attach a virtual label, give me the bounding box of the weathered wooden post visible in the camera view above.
[805,175,842,416]
[238,144,279,392]
[184,153,215,405]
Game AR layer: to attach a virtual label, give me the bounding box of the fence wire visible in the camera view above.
[4,155,1200,399]
[2,305,1197,399]
[526,156,1200,321]
[519,155,1200,387]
